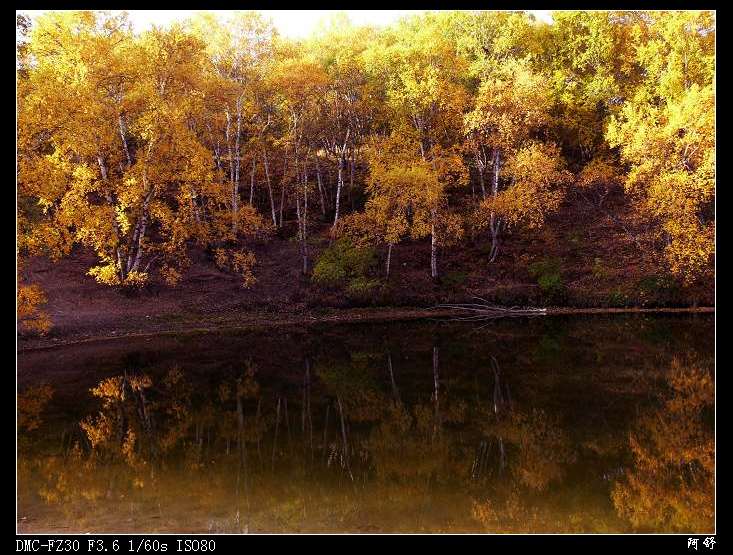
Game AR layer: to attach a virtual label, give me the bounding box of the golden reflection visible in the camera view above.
[17,344,714,533]
[611,358,714,532]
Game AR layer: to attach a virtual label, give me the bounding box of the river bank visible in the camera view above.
[17,305,714,352]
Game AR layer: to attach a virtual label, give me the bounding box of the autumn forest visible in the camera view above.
[16,10,717,536]
[17,10,715,336]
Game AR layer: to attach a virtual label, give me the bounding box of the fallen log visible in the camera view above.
[433,297,547,319]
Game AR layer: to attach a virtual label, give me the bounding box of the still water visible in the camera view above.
[17,315,714,533]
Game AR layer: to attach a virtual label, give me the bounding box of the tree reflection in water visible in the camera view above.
[17,319,714,533]
[611,358,714,533]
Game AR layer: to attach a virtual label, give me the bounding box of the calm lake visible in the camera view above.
[17,314,715,533]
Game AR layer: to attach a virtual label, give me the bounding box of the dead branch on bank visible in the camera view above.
[433,296,547,321]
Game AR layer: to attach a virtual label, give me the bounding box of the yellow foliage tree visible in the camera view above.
[482,142,572,231]
[606,11,715,285]
[17,11,266,291]
[465,57,560,262]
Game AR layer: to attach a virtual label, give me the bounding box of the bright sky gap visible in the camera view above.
[19,9,555,37]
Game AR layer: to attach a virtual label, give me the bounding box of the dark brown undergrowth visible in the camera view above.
[21,193,713,344]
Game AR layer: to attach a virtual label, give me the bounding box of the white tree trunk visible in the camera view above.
[278,150,288,228]
[386,243,392,278]
[432,345,441,440]
[119,115,132,167]
[262,149,277,227]
[476,149,486,200]
[315,155,326,217]
[225,111,235,188]
[97,155,125,280]
[232,99,242,234]
[131,185,153,273]
[302,160,309,274]
[249,159,256,205]
[431,218,438,279]
[333,153,344,228]
[489,148,502,263]
[332,129,350,230]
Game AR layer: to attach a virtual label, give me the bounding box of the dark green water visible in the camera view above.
[17,314,715,533]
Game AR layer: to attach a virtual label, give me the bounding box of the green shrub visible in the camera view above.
[528,257,565,300]
[607,288,628,307]
[528,257,561,279]
[346,277,380,300]
[312,258,347,288]
[312,238,377,289]
[537,272,562,292]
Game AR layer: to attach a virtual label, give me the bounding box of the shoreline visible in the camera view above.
[17,305,714,353]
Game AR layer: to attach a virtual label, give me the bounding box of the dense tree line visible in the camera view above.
[17,11,715,331]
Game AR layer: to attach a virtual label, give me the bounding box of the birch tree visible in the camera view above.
[464,57,555,262]
[364,13,469,278]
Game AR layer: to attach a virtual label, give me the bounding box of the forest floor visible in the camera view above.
[18,188,714,351]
